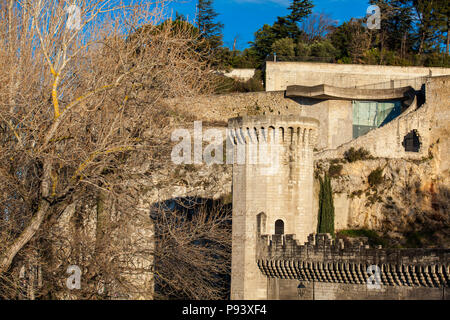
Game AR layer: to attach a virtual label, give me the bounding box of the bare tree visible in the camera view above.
[346,19,373,64]
[300,12,337,42]
[0,0,224,299]
[152,199,231,300]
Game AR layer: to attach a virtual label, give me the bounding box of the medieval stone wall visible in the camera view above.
[258,234,449,300]
[165,92,352,150]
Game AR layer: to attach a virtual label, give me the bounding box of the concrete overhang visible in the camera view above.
[286,84,414,101]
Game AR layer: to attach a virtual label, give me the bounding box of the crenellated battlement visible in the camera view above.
[257,233,450,288]
[227,115,319,146]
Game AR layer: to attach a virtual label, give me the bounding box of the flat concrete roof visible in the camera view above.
[286,84,414,101]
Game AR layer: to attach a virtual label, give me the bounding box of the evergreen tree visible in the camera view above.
[271,38,296,57]
[411,0,442,54]
[272,16,303,40]
[249,1,311,60]
[251,17,304,60]
[433,0,450,55]
[288,0,314,24]
[317,174,335,237]
[370,0,414,54]
[251,24,277,59]
[197,0,224,50]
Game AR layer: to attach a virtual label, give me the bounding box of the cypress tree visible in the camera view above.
[317,174,335,236]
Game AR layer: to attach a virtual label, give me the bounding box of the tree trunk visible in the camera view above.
[447,26,449,55]
[0,162,52,274]
[0,199,50,274]
[95,190,108,248]
[418,31,425,55]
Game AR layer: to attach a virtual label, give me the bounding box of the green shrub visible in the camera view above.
[368,167,384,187]
[328,163,343,178]
[309,40,338,58]
[296,42,311,56]
[338,229,388,247]
[344,147,371,162]
[337,56,352,64]
[271,37,295,57]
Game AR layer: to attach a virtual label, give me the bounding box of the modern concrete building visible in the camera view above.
[265,61,450,91]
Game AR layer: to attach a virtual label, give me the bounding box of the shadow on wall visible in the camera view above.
[285,95,325,107]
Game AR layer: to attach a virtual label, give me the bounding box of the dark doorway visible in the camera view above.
[275,219,284,235]
[402,130,421,152]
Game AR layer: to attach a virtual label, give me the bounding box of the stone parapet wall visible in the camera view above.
[222,69,256,81]
[166,92,352,151]
[258,233,450,288]
[228,115,320,147]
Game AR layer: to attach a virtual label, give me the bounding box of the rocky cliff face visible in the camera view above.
[315,138,449,248]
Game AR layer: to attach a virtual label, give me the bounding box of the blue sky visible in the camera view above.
[166,0,371,50]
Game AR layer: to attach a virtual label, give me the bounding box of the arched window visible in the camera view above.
[257,212,267,235]
[275,219,284,235]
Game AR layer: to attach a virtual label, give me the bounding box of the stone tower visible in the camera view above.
[228,115,319,300]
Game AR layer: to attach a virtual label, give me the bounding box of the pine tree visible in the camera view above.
[197,0,224,50]
[433,0,450,55]
[411,0,442,54]
[317,174,335,237]
[288,0,314,24]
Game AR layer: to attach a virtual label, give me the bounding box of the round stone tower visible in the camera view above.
[228,114,319,300]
